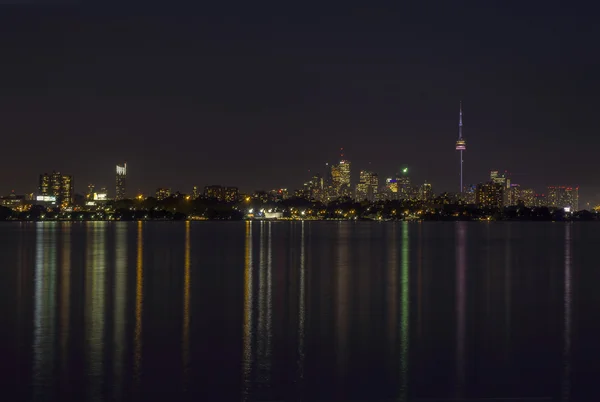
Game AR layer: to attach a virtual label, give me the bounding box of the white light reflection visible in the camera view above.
[85,222,107,402]
[33,223,57,401]
[563,224,572,402]
[60,223,71,378]
[256,222,273,394]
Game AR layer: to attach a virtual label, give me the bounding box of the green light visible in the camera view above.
[403,167,408,173]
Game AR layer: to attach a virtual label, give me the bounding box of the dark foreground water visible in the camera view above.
[0,221,598,401]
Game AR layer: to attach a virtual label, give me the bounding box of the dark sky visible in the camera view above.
[1,2,598,203]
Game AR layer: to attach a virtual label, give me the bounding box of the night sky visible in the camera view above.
[1,2,598,204]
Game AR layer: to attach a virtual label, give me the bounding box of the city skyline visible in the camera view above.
[0,4,597,203]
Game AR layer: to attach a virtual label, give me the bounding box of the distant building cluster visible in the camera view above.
[0,103,585,215]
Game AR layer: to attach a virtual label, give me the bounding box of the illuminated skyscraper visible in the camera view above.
[419,182,433,201]
[476,182,504,209]
[39,173,51,196]
[115,163,127,201]
[355,170,378,201]
[547,186,579,211]
[38,171,73,206]
[396,167,411,199]
[520,188,535,207]
[330,149,351,198]
[60,175,74,207]
[192,186,200,200]
[455,102,466,192]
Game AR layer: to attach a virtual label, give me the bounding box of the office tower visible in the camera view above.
[61,175,74,207]
[355,170,378,202]
[116,162,127,200]
[156,188,171,200]
[384,177,398,200]
[489,170,510,205]
[38,171,73,206]
[455,102,466,192]
[520,188,535,207]
[396,167,411,199]
[463,184,477,204]
[547,186,579,211]
[224,187,239,202]
[87,184,95,200]
[192,186,200,200]
[419,182,433,201]
[308,173,324,202]
[507,184,520,206]
[39,173,51,196]
[330,148,351,198]
[476,182,504,209]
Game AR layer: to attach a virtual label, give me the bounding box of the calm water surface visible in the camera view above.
[0,221,598,401]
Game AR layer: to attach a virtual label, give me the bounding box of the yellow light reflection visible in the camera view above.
[134,221,144,385]
[113,223,127,400]
[33,223,57,401]
[256,222,273,392]
[60,223,71,369]
[182,220,191,389]
[400,222,410,401]
[242,221,254,400]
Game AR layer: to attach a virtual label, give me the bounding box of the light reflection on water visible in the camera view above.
[0,221,594,401]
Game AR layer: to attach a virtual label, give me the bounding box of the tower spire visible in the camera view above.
[458,101,463,139]
[455,101,466,193]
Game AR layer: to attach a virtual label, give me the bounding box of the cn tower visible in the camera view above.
[455,102,466,193]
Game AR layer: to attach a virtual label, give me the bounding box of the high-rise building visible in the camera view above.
[476,182,504,209]
[455,102,466,192]
[156,188,171,200]
[204,185,224,201]
[87,184,95,200]
[38,171,73,207]
[331,157,351,198]
[355,170,378,201]
[396,167,411,199]
[419,182,433,201]
[463,184,477,204]
[520,188,536,207]
[547,186,579,211]
[383,177,398,200]
[490,170,510,205]
[61,175,74,207]
[307,174,324,202]
[116,162,127,200]
[507,184,520,206]
[192,186,200,200]
[39,174,51,196]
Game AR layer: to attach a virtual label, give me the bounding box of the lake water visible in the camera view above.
[0,221,598,401]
